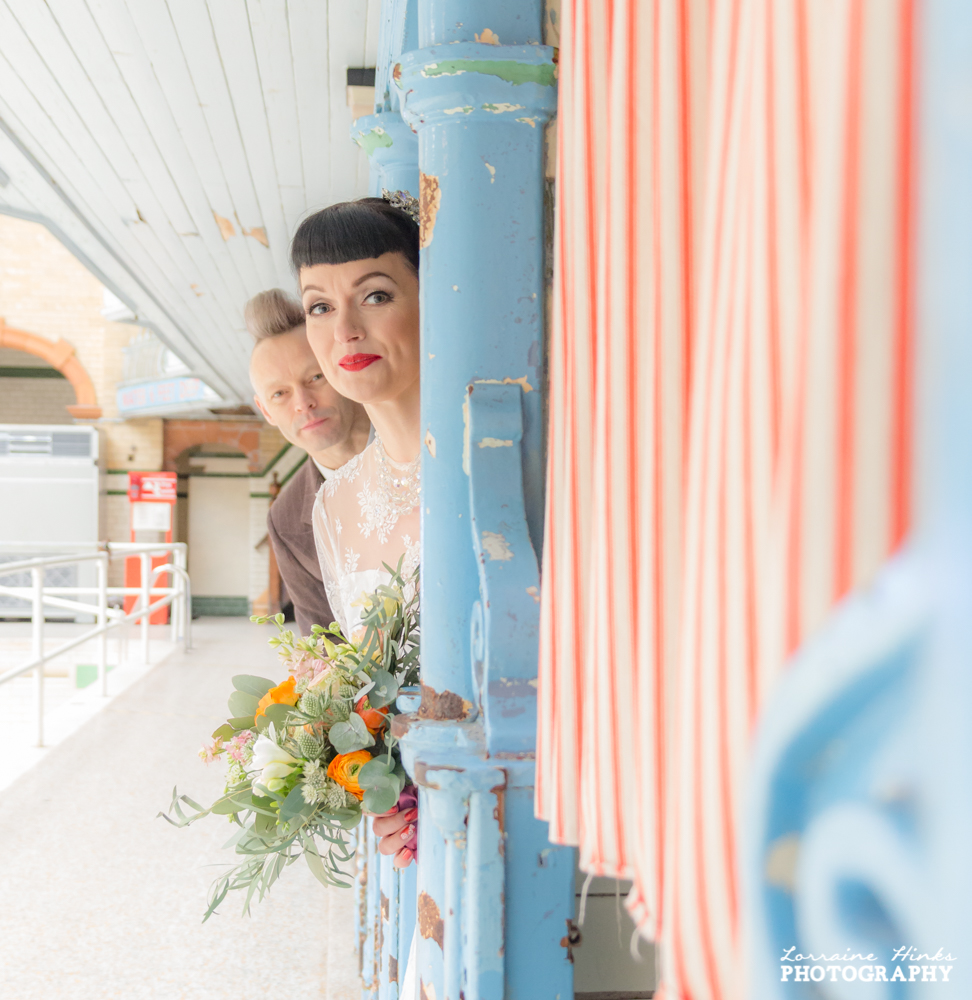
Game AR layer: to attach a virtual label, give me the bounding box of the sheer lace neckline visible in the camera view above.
[314,437,420,637]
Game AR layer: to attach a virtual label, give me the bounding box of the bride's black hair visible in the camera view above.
[290,197,420,276]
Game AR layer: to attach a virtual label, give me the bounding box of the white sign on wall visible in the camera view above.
[131,501,171,532]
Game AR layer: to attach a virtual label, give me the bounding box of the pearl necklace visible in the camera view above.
[373,435,421,515]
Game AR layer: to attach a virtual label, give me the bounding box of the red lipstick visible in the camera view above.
[339,353,381,372]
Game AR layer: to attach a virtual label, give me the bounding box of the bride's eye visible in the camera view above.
[364,290,391,305]
[308,301,332,316]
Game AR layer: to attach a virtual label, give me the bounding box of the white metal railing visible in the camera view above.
[0,542,191,747]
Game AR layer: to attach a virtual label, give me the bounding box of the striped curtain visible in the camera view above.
[536,0,915,996]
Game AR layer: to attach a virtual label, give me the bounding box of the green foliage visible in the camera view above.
[231,674,276,698]
[368,668,399,709]
[227,690,259,719]
[358,749,407,815]
[328,713,375,754]
[164,564,420,920]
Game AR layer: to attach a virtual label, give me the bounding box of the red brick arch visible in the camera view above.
[163,420,262,472]
[0,317,101,419]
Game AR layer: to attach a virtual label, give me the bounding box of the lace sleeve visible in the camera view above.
[312,485,351,637]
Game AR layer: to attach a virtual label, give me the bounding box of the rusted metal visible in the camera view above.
[560,919,582,963]
[380,890,389,922]
[414,760,465,789]
[417,683,470,720]
[390,712,415,738]
[419,171,441,248]
[388,954,398,984]
[417,890,445,949]
[491,784,506,833]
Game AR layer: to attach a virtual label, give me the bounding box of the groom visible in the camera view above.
[247,289,371,635]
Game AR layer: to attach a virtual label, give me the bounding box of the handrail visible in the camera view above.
[150,562,192,653]
[0,542,187,577]
[0,543,192,746]
[0,589,178,685]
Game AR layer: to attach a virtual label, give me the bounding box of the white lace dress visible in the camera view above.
[312,436,420,638]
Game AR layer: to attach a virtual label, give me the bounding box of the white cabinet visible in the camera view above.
[0,424,101,619]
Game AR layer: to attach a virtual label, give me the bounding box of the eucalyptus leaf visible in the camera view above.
[357,755,396,787]
[368,668,399,709]
[362,783,400,815]
[254,811,277,839]
[232,674,276,698]
[324,806,364,830]
[211,792,249,815]
[328,713,375,754]
[279,784,308,822]
[229,715,257,731]
[228,690,259,718]
[211,723,236,741]
[263,703,293,727]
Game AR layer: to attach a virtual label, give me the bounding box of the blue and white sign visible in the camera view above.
[116,376,220,415]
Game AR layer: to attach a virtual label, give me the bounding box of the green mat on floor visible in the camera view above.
[75,663,116,689]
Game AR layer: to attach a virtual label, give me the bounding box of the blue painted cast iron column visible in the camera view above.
[352,0,420,201]
[391,3,576,999]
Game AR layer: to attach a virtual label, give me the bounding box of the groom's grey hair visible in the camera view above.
[244,288,305,342]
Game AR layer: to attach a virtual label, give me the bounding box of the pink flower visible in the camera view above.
[226,730,254,763]
[198,738,223,764]
[288,650,329,684]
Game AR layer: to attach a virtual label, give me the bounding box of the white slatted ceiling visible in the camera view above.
[0,0,379,402]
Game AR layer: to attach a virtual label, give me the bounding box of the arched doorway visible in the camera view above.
[0,319,101,420]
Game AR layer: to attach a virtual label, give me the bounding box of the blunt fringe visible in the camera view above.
[290,197,420,276]
[245,289,305,341]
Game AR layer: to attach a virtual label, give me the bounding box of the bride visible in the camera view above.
[292,197,421,870]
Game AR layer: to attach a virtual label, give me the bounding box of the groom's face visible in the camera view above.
[250,326,363,454]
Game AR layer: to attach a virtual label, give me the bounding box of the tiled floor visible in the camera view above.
[0,621,175,791]
[0,618,361,999]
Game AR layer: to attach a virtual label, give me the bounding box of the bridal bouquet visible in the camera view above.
[161,562,419,920]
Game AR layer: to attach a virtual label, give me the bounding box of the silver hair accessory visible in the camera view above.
[381,188,420,225]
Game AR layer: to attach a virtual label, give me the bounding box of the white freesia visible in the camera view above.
[250,734,300,791]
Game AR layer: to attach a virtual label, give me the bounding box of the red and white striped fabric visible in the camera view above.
[536,1,916,997]
[536,0,611,850]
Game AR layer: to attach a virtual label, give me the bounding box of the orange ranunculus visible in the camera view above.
[254,676,299,719]
[355,695,389,735]
[327,750,371,800]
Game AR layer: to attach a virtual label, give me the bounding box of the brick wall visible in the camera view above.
[104,494,131,587]
[104,419,164,472]
[164,419,263,472]
[0,214,134,422]
[0,376,77,424]
[258,423,289,469]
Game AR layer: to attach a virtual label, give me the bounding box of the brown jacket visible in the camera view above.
[267,458,335,636]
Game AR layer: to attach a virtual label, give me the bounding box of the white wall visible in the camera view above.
[187,458,249,599]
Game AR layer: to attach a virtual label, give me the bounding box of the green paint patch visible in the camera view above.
[192,596,250,617]
[354,128,393,155]
[75,663,115,689]
[422,60,555,87]
[0,367,65,379]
